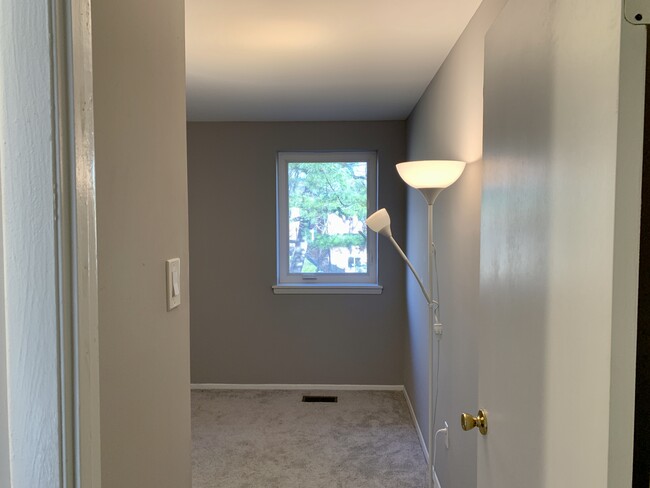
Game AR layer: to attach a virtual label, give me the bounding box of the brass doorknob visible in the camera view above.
[461,409,488,435]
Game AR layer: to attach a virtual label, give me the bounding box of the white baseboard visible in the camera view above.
[402,386,429,462]
[190,383,404,391]
[433,470,442,488]
[402,387,442,487]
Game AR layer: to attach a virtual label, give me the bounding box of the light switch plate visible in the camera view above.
[166,258,181,311]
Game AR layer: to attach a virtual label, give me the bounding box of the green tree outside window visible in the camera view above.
[287,162,368,274]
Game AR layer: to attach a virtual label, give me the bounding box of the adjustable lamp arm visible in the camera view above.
[365,207,436,306]
[387,236,434,306]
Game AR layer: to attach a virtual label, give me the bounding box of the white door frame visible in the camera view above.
[0,0,101,486]
[65,0,102,485]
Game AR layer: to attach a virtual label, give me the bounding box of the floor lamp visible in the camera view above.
[366,160,466,488]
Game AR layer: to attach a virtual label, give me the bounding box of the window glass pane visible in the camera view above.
[287,161,368,274]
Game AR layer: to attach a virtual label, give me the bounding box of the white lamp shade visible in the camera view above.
[366,208,392,237]
[396,160,466,189]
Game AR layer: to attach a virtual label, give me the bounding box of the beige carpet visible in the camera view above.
[191,389,428,487]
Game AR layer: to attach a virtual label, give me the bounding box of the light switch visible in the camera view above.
[172,269,180,296]
[166,258,181,311]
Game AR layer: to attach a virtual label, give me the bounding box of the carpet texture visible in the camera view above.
[192,389,428,487]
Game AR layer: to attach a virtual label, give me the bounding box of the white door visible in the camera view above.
[477,0,644,487]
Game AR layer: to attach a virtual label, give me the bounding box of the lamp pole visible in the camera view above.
[427,203,435,488]
[369,203,439,488]
[365,160,466,488]
[385,205,438,488]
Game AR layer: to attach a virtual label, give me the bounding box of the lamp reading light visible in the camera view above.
[366,159,466,488]
[365,208,392,237]
[396,160,466,204]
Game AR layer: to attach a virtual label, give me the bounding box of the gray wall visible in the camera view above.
[404,1,507,487]
[188,121,407,385]
[92,0,192,486]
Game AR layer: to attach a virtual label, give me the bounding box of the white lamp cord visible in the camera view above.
[432,239,442,430]
[432,422,449,482]
[432,338,441,437]
[431,239,443,485]
[432,240,441,323]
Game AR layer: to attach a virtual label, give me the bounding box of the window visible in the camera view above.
[274,151,381,294]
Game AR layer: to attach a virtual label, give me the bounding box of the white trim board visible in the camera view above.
[402,387,442,487]
[191,383,403,391]
[402,386,429,463]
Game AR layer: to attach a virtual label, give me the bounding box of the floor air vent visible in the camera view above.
[302,395,338,403]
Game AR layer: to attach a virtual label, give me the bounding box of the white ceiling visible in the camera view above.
[185,0,482,121]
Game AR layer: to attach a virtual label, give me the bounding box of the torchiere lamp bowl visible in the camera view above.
[396,160,466,204]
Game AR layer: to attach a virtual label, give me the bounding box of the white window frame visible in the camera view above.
[274,151,382,294]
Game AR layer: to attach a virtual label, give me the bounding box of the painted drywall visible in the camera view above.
[0,0,62,485]
[187,121,407,385]
[92,0,192,486]
[185,0,483,122]
[479,0,643,487]
[404,1,506,487]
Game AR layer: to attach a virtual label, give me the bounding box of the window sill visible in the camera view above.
[272,284,383,295]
